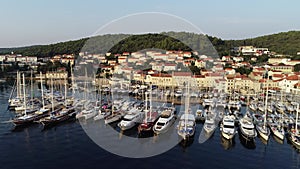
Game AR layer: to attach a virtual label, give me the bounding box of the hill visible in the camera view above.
[0,31,300,58]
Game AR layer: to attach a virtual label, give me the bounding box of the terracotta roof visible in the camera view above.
[151,73,172,77]
[173,72,192,77]
[272,74,284,78]
[205,73,222,77]
[193,75,205,78]
[286,75,299,81]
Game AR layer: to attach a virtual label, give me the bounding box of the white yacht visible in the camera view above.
[76,108,97,120]
[239,112,257,140]
[177,113,196,140]
[202,99,213,108]
[220,115,236,140]
[118,110,144,130]
[153,107,176,134]
[203,110,217,137]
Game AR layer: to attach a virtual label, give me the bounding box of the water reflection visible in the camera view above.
[239,134,256,149]
[179,136,194,149]
[272,135,284,145]
[220,135,235,150]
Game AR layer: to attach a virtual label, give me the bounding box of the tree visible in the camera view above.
[294,64,300,72]
[235,67,252,75]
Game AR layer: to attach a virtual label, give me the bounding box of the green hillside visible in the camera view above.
[0,31,299,58]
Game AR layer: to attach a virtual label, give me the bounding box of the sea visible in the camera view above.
[0,82,300,169]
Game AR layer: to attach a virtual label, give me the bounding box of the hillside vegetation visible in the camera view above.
[0,31,299,59]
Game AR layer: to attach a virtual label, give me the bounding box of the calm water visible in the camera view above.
[0,83,300,169]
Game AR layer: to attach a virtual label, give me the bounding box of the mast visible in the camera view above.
[84,68,87,101]
[40,72,45,108]
[150,83,152,120]
[64,76,67,105]
[144,88,148,123]
[71,66,75,96]
[22,73,27,115]
[296,103,299,134]
[263,70,269,128]
[51,77,54,112]
[30,70,33,109]
[17,71,20,98]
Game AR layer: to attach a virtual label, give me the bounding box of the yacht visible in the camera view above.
[227,101,241,111]
[269,123,285,140]
[203,110,217,137]
[153,107,176,134]
[202,99,213,108]
[118,110,144,130]
[138,111,160,134]
[220,115,236,140]
[239,112,257,140]
[177,113,196,140]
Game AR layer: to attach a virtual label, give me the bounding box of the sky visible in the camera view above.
[0,0,299,47]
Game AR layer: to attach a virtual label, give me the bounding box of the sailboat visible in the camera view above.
[12,74,36,126]
[288,103,300,150]
[15,70,40,113]
[76,70,97,120]
[138,85,160,134]
[8,71,23,109]
[38,77,71,128]
[177,82,196,140]
[256,70,270,141]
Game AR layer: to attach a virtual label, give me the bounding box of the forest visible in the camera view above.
[1,31,300,60]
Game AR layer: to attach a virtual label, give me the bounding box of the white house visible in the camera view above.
[163,63,177,71]
[233,56,244,62]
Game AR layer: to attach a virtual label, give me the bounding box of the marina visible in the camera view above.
[1,74,300,169]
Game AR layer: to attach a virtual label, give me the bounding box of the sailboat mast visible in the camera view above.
[64,76,67,105]
[145,88,148,122]
[40,72,45,108]
[71,67,75,95]
[16,71,19,98]
[51,77,54,112]
[30,70,33,109]
[263,71,269,127]
[150,83,152,120]
[296,103,299,133]
[22,73,26,115]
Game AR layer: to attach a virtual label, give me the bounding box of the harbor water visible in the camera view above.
[0,82,300,169]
